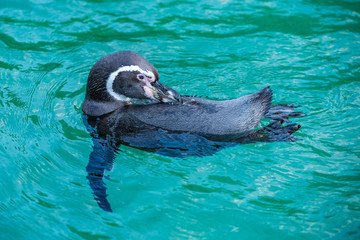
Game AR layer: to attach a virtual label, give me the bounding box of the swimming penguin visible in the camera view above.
[82,51,304,211]
[83,51,303,143]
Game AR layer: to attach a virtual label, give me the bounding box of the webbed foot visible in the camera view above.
[265,104,305,123]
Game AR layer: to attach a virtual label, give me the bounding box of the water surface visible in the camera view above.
[1,0,360,239]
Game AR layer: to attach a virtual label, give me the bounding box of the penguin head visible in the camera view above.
[82,51,181,116]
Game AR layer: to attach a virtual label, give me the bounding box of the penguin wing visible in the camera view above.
[128,87,272,139]
[86,137,116,212]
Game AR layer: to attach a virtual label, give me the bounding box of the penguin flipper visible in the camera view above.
[86,137,117,212]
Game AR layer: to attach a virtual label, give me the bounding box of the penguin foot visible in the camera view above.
[265,104,305,123]
[238,120,302,143]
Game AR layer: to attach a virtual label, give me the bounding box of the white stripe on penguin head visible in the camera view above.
[106,65,155,101]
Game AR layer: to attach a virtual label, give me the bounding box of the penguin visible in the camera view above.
[82,51,304,211]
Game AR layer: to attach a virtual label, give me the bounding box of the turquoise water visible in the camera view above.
[1,0,360,239]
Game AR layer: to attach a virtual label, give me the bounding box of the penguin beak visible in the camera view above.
[144,81,182,104]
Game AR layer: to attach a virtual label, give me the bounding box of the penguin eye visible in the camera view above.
[137,74,145,80]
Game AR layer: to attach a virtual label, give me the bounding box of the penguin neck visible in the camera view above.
[82,95,127,117]
[82,95,158,117]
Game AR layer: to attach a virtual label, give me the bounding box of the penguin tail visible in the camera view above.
[236,89,305,144]
[239,86,273,131]
[250,86,273,117]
